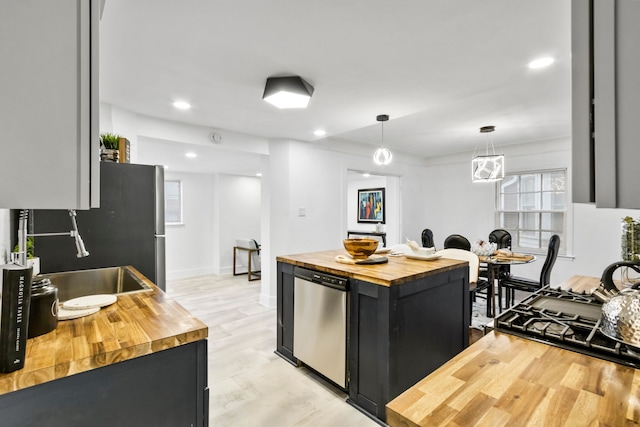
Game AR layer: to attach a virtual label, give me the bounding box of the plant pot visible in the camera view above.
[100,148,120,162]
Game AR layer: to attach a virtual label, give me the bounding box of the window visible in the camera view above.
[496,169,566,254]
[164,180,183,224]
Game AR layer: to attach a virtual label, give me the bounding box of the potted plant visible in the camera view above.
[100,132,121,162]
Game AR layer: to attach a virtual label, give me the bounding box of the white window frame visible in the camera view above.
[164,180,183,225]
[495,169,567,255]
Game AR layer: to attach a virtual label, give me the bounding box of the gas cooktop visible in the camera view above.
[494,286,640,369]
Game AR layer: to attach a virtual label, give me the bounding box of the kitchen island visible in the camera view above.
[276,249,470,423]
[386,275,640,426]
[0,267,208,427]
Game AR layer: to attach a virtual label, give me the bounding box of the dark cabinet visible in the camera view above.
[0,341,209,427]
[572,0,640,208]
[276,262,296,363]
[275,260,469,424]
[347,268,469,422]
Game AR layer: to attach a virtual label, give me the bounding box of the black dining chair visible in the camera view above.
[498,234,561,311]
[421,229,435,248]
[443,234,471,251]
[489,229,511,250]
[486,229,512,279]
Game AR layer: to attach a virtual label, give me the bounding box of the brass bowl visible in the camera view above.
[343,238,379,259]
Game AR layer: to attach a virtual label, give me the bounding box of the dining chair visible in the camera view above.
[421,228,435,248]
[234,238,261,281]
[443,234,471,251]
[488,229,512,249]
[485,228,512,279]
[498,234,561,311]
[435,248,490,320]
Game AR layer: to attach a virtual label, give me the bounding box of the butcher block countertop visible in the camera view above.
[277,249,467,286]
[386,275,640,426]
[0,269,208,395]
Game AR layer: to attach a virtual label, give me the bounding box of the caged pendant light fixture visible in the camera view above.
[373,114,393,165]
[471,125,504,182]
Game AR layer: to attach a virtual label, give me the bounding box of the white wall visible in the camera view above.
[218,174,261,274]
[164,171,261,280]
[164,171,216,279]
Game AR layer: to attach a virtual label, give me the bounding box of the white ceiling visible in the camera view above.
[100,0,571,170]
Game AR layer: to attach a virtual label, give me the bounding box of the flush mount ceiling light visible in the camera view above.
[262,76,314,109]
[471,125,504,182]
[373,114,393,166]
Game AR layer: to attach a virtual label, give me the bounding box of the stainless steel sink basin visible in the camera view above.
[37,266,152,302]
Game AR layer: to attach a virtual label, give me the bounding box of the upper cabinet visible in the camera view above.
[572,0,640,209]
[0,0,100,209]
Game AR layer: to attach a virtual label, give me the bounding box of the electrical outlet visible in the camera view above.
[298,208,306,217]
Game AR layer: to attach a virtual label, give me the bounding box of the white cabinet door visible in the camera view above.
[0,0,99,209]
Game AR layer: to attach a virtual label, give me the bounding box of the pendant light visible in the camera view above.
[373,114,392,165]
[471,125,504,182]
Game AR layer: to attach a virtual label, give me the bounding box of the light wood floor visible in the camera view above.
[166,274,379,427]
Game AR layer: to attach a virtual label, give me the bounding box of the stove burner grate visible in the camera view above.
[495,286,640,368]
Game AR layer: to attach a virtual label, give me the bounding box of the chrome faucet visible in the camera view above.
[16,209,90,267]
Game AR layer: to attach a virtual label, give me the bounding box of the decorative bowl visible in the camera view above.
[471,240,497,257]
[343,238,379,259]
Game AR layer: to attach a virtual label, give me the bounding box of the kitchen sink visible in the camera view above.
[37,266,152,302]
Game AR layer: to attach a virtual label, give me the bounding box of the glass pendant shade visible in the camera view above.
[373,147,393,165]
[373,114,392,165]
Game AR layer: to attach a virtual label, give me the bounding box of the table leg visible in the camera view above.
[489,266,496,318]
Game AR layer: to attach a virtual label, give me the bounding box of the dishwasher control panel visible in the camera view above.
[294,267,348,290]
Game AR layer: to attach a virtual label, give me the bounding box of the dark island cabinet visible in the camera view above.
[276,262,296,364]
[347,267,469,422]
[572,0,640,208]
[275,259,469,424]
[0,340,209,427]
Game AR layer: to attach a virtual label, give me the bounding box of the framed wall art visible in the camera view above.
[357,188,385,224]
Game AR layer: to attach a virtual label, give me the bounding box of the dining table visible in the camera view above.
[478,253,536,317]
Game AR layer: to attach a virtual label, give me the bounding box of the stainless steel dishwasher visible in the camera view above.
[293,266,348,389]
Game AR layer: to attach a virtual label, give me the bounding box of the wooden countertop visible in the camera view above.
[277,249,468,286]
[386,275,640,426]
[386,330,640,426]
[0,268,208,395]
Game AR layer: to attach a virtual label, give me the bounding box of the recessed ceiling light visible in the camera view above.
[363,173,370,178]
[185,152,197,158]
[163,165,169,169]
[314,129,326,137]
[528,57,554,69]
[173,101,191,110]
[256,173,262,177]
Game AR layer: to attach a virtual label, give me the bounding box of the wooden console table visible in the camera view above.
[347,230,387,247]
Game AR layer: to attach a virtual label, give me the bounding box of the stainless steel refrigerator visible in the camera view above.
[32,163,166,290]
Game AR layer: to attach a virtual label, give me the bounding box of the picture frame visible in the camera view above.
[357,188,385,224]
